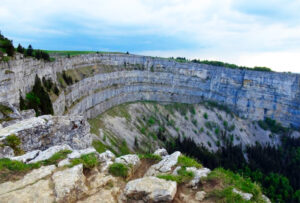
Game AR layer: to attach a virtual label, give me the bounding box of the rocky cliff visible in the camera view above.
[0,54,299,127]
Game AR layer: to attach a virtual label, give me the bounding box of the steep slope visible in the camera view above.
[88,101,296,154]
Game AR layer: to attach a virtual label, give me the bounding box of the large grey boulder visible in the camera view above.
[97,150,115,172]
[124,176,177,202]
[0,115,93,152]
[153,148,168,157]
[115,154,141,168]
[186,167,211,188]
[144,151,181,176]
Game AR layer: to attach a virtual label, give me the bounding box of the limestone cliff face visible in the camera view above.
[0,54,299,127]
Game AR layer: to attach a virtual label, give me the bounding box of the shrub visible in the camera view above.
[5,134,23,155]
[203,113,208,119]
[177,155,202,168]
[157,167,194,183]
[108,163,129,178]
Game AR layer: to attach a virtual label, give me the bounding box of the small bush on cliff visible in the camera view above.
[109,163,129,178]
[177,155,202,168]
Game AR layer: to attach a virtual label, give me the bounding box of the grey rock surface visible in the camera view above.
[0,146,14,158]
[0,54,299,128]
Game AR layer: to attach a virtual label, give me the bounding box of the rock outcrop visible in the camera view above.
[0,54,299,128]
[0,115,93,152]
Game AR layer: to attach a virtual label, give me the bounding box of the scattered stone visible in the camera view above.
[0,165,56,195]
[232,188,253,201]
[124,176,177,202]
[0,146,14,158]
[67,147,96,159]
[144,151,181,176]
[11,150,40,163]
[153,148,168,157]
[28,144,72,163]
[0,179,55,203]
[97,150,115,172]
[195,191,206,201]
[52,164,88,202]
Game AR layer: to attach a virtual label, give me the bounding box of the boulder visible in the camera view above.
[124,176,177,202]
[11,150,40,163]
[153,148,168,157]
[195,191,206,201]
[262,194,271,203]
[232,188,253,201]
[0,115,92,152]
[144,151,181,176]
[0,146,14,158]
[97,150,115,172]
[0,165,56,195]
[28,144,72,163]
[52,164,88,202]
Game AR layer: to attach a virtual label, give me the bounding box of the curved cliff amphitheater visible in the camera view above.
[1,53,299,127]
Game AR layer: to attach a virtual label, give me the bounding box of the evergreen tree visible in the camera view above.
[26,44,33,56]
[17,44,24,53]
[19,94,26,110]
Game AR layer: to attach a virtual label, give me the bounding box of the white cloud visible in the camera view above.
[0,0,300,73]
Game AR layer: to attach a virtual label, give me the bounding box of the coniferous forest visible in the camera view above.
[166,134,300,202]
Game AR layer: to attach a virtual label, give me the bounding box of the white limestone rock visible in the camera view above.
[186,167,211,188]
[58,158,71,167]
[262,194,271,203]
[124,176,177,202]
[97,150,115,172]
[232,188,253,201]
[11,150,40,163]
[0,179,55,203]
[144,151,181,176]
[52,164,88,202]
[28,144,72,163]
[195,191,206,201]
[115,154,141,168]
[153,148,168,157]
[67,147,96,159]
[0,146,14,158]
[0,165,56,195]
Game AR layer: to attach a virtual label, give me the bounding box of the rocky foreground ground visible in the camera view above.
[0,111,271,202]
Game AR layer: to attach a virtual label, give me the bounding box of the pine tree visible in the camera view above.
[26,44,33,56]
[17,44,24,53]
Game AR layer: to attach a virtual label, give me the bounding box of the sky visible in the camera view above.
[1,0,300,73]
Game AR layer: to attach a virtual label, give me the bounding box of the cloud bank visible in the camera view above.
[0,0,300,72]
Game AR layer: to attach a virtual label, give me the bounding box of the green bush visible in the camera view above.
[177,155,202,168]
[157,167,194,183]
[203,112,208,119]
[5,134,23,155]
[108,163,129,178]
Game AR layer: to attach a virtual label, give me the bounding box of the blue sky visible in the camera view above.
[1,0,300,73]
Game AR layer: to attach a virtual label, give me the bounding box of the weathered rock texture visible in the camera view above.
[0,54,299,127]
[0,115,92,152]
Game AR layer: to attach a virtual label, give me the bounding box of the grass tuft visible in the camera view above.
[70,153,98,169]
[138,153,162,161]
[177,155,202,168]
[108,162,129,178]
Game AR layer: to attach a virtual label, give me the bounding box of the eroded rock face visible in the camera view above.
[0,146,14,158]
[52,164,88,202]
[145,151,181,176]
[0,115,93,152]
[124,176,177,202]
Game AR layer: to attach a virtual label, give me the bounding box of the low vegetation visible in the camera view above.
[138,153,162,161]
[69,153,98,169]
[41,150,72,165]
[108,162,129,178]
[177,155,202,168]
[4,134,23,155]
[157,167,194,184]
